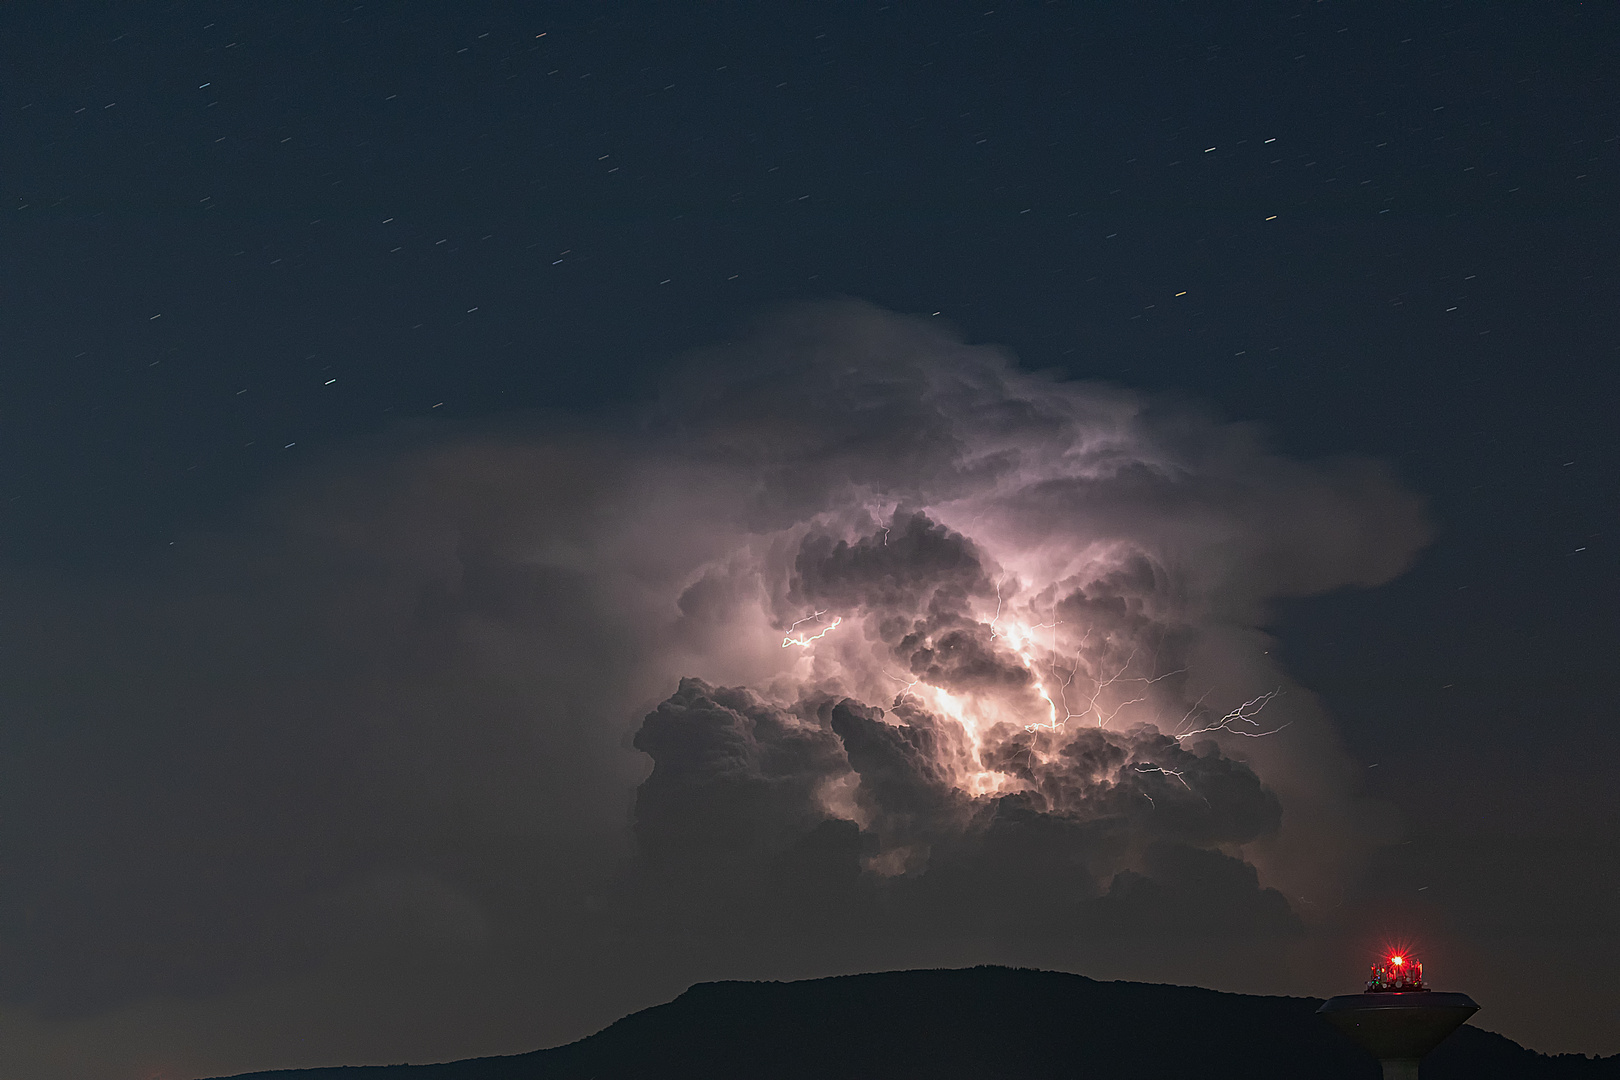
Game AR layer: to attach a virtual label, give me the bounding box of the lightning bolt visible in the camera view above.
[1133,762,1192,789]
[1032,635,1184,733]
[883,668,922,700]
[781,610,842,649]
[983,578,1075,733]
[987,578,1009,641]
[1173,688,1287,741]
[1133,761,1213,810]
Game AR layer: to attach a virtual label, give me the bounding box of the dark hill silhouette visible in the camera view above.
[207,966,1619,1080]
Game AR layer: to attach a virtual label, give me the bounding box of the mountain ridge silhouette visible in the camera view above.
[204,966,1620,1079]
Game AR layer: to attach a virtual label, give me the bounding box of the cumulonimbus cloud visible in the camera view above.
[0,301,1428,1029]
[619,301,1427,954]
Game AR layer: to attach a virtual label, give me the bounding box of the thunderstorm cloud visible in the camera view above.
[0,302,1429,1064]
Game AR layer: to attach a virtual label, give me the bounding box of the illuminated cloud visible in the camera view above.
[628,301,1428,932]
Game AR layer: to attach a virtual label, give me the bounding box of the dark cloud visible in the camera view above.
[626,661,1290,952]
[1086,841,1301,939]
[829,697,973,832]
[794,512,994,616]
[632,679,846,868]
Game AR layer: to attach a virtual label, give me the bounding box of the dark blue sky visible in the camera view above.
[2,2,1616,1075]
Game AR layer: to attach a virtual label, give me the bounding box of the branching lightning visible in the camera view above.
[986,578,1072,733]
[781,610,842,648]
[883,669,922,698]
[1133,760,1213,810]
[1031,638,1185,734]
[1134,762,1191,789]
[1173,689,1288,741]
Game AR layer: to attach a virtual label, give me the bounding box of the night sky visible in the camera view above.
[4,2,1617,1078]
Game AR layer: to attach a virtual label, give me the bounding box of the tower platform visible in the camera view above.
[1318,991,1479,1080]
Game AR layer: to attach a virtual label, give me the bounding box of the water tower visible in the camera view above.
[1317,952,1478,1080]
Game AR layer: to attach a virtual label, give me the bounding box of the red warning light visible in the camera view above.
[1366,951,1425,992]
